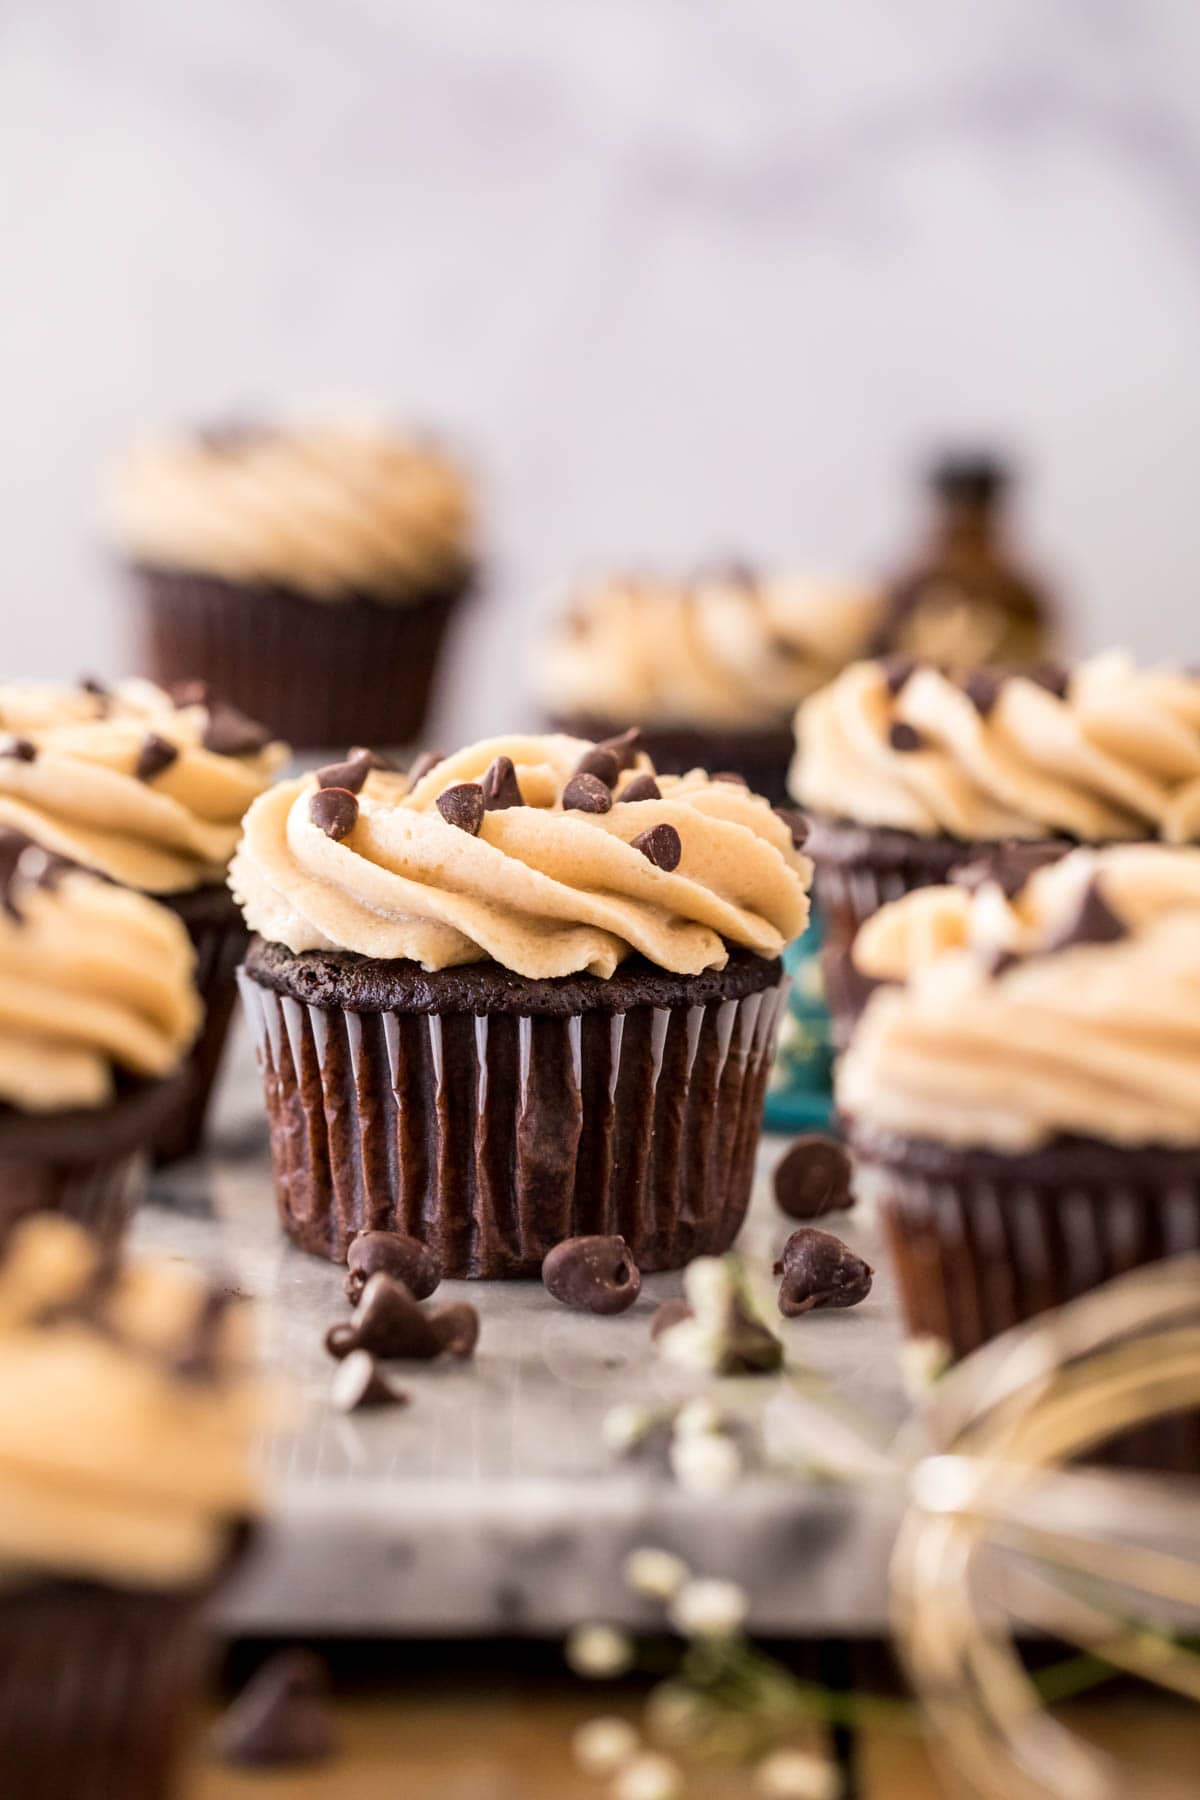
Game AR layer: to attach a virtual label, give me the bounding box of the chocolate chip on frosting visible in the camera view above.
[1027,662,1070,700]
[315,751,374,795]
[773,808,809,849]
[481,754,524,810]
[597,726,641,771]
[631,823,682,871]
[309,787,359,840]
[407,749,445,786]
[203,702,272,756]
[170,678,209,709]
[562,771,613,814]
[1044,878,1128,953]
[888,721,924,753]
[962,669,1004,716]
[620,772,661,803]
[436,782,486,835]
[0,736,35,762]
[135,733,179,782]
[79,675,109,699]
[711,771,747,786]
[573,745,621,789]
[881,655,918,697]
[0,829,75,922]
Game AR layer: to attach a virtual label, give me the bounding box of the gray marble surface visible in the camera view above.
[133,1017,909,1637]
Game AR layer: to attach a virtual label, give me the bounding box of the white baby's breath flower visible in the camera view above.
[900,1335,952,1400]
[683,1255,735,1322]
[623,1547,689,1601]
[566,1624,634,1679]
[611,1750,685,1800]
[669,1430,741,1493]
[603,1402,654,1454]
[755,1746,841,1798]
[672,1395,724,1438]
[656,1317,723,1374]
[572,1715,640,1776]
[644,1681,705,1746]
[668,1576,748,1639]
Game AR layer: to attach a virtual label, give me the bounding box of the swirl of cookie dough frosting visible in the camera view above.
[839,844,1200,1151]
[231,734,811,980]
[0,1214,260,1589]
[0,677,288,894]
[105,421,475,601]
[792,650,1200,843]
[537,571,883,729]
[0,830,200,1112]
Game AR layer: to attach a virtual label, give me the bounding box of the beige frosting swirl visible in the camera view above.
[793,651,1200,843]
[231,734,811,980]
[0,834,200,1112]
[0,678,288,894]
[537,572,883,729]
[0,1215,260,1590]
[839,844,1200,1150]
[105,422,475,601]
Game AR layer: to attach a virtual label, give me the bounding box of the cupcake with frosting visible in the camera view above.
[0,829,199,1243]
[537,568,883,805]
[841,843,1200,1464]
[231,733,809,1273]
[0,1214,260,1794]
[791,651,1200,1044]
[105,420,477,750]
[0,677,286,1161]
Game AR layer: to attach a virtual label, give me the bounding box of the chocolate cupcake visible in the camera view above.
[231,734,810,1274]
[792,652,1200,1045]
[841,846,1200,1467]
[105,421,476,749]
[537,569,883,806]
[0,678,286,1162]
[0,830,200,1245]
[0,1215,260,1797]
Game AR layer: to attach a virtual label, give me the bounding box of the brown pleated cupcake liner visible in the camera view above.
[549,714,796,806]
[852,1132,1200,1472]
[238,967,788,1275]
[0,1580,206,1800]
[126,562,471,750]
[155,890,249,1166]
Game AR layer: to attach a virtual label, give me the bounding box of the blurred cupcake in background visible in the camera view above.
[792,651,1200,1046]
[104,420,477,750]
[0,677,286,1162]
[536,567,882,805]
[0,830,199,1246]
[0,1215,261,1795]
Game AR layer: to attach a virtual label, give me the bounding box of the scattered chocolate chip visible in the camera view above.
[436,782,485,835]
[309,787,359,840]
[325,1273,480,1362]
[710,771,747,786]
[775,1228,873,1317]
[481,754,524,810]
[344,1231,441,1305]
[597,727,641,771]
[407,749,444,785]
[349,745,395,771]
[0,736,35,762]
[573,745,621,788]
[315,751,374,794]
[888,721,924,753]
[773,808,809,849]
[773,1135,853,1220]
[620,772,661,803]
[542,1236,642,1315]
[962,669,1004,716]
[211,1648,335,1768]
[952,842,1066,900]
[631,823,681,870]
[1025,662,1070,700]
[135,733,178,782]
[429,1302,479,1359]
[1043,877,1127,954]
[330,1348,409,1413]
[170,678,209,708]
[650,1298,693,1341]
[203,702,272,756]
[562,771,613,814]
[324,1322,358,1357]
[881,655,917,697]
[0,831,75,922]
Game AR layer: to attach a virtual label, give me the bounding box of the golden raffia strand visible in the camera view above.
[890,1255,1200,1800]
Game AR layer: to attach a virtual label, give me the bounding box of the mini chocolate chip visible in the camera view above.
[773,1135,853,1220]
[309,786,359,840]
[212,1649,334,1768]
[481,754,524,810]
[562,771,613,813]
[436,782,485,834]
[631,823,681,870]
[597,727,641,771]
[170,678,209,708]
[1043,878,1127,954]
[428,1301,480,1359]
[330,1349,409,1413]
[620,772,661,803]
[344,1230,441,1305]
[79,674,108,698]
[203,702,272,756]
[711,771,747,786]
[1025,662,1070,700]
[775,1228,873,1317]
[349,745,396,771]
[962,669,1004,716]
[573,745,621,788]
[773,808,809,849]
[324,1321,359,1358]
[881,655,917,697]
[0,832,75,922]
[0,736,35,762]
[650,1298,693,1341]
[888,721,924,753]
[326,1273,442,1361]
[135,733,178,782]
[315,751,374,794]
[542,1236,642,1315]
[407,749,445,785]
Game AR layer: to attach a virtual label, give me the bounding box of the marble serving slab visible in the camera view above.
[134,1019,911,1638]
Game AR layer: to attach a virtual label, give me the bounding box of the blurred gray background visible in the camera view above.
[3,1,1199,738]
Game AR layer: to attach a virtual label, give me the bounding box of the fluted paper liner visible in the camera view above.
[239,968,788,1275]
[154,902,248,1166]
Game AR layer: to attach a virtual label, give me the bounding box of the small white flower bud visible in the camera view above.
[572,1715,640,1776]
[683,1254,734,1322]
[755,1747,841,1798]
[901,1335,951,1399]
[602,1402,654,1454]
[669,1431,741,1493]
[611,1750,685,1800]
[622,1547,689,1601]
[672,1395,724,1438]
[668,1576,748,1639]
[566,1624,634,1679]
[657,1317,723,1374]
